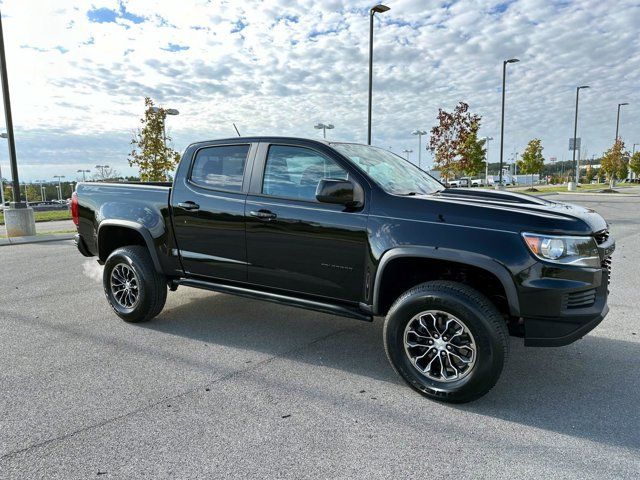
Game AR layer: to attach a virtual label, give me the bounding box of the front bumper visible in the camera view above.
[517,236,614,347]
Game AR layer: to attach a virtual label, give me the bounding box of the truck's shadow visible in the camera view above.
[140,292,640,451]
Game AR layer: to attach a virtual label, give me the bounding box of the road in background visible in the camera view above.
[0,193,638,478]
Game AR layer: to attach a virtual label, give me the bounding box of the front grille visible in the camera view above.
[594,229,610,245]
[564,289,597,309]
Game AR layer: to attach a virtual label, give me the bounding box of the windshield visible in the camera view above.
[332,143,444,195]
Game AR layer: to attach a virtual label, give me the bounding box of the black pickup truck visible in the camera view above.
[72,137,614,403]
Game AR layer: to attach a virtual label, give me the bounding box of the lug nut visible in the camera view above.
[441,351,446,356]
[443,336,448,341]
[434,334,439,339]
[447,345,452,350]
[428,340,434,345]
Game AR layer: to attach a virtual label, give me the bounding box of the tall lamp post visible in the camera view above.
[615,102,629,141]
[570,85,589,190]
[412,129,427,168]
[367,4,390,145]
[0,132,6,208]
[151,106,179,148]
[0,9,36,235]
[314,123,334,139]
[483,136,493,184]
[402,149,413,162]
[77,169,90,181]
[53,175,65,201]
[498,58,519,190]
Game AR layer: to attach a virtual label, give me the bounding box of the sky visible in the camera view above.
[0,0,638,182]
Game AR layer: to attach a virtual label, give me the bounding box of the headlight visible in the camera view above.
[522,232,600,267]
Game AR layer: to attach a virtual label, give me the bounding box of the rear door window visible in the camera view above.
[190,144,250,191]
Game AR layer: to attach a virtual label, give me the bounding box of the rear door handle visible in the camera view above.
[250,210,277,220]
[177,201,200,211]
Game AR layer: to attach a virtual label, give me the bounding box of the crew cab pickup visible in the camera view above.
[73,137,615,403]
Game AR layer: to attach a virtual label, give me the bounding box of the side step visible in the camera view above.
[175,278,373,322]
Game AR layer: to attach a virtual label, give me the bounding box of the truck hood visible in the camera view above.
[423,188,608,234]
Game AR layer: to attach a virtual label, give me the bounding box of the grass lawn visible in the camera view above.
[510,183,623,195]
[0,209,72,225]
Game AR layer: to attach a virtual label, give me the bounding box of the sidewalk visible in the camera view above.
[0,219,75,246]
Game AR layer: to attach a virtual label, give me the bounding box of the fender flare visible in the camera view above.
[97,219,163,273]
[372,246,520,316]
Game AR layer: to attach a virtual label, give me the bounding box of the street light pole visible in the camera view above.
[0,132,6,207]
[483,136,493,184]
[314,123,335,139]
[615,102,629,141]
[77,169,90,182]
[402,149,413,162]
[0,9,23,207]
[53,175,65,201]
[499,58,519,189]
[151,106,179,148]
[412,129,427,169]
[571,85,589,188]
[367,4,390,146]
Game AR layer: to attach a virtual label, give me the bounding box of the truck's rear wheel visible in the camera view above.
[103,246,167,323]
[384,281,508,403]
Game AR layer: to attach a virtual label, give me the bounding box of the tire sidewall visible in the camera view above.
[386,288,505,402]
[103,249,153,322]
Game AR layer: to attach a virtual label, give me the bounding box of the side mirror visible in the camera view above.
[316,179,364,208]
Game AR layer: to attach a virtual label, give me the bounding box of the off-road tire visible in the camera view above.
[103,246,167,323]
[384,281,509,403]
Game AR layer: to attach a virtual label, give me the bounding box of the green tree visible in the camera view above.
[600,139,627,187]
[629,152,640,178]
[517,138,545,189]
[25,184,41,202]
[128,97,181,181]
[585,166,595,183]
[457,122,486,177]
[429,102,481,181]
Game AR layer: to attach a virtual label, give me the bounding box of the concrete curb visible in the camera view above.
[554,191,640,197]
[0,233,75,247]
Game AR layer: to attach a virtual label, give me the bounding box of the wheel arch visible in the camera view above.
[372,246,520,317]
[97,220,163,272]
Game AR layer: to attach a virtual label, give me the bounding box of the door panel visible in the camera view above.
[245,144,369,302]
[171,143,254,281]
[245,199,368,301]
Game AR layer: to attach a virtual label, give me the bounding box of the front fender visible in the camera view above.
[372,246,520,316]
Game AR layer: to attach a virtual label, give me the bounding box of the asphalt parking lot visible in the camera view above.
[1,192,639,479]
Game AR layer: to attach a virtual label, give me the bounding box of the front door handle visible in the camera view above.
[250,210,277,220]
[177,201,200,211]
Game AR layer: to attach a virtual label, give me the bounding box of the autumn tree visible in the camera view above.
[600,139,627,188]
[429,102,481,181]
[517,138,545,190]
[128,97,181,181]
[630,151,640,178]
[457,122,486,177]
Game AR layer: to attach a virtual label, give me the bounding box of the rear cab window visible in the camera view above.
[190,144,250,192]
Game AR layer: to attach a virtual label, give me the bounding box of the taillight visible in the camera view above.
[71,191,79,226]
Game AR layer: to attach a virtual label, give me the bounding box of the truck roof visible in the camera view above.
[186,136,366,150]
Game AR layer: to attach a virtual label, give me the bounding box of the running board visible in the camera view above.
[175,278,373,322]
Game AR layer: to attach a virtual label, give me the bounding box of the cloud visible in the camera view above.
[0,0,637,181]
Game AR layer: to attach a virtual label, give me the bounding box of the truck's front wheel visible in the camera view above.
[384,281,508,403]
[103,246,167,323]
